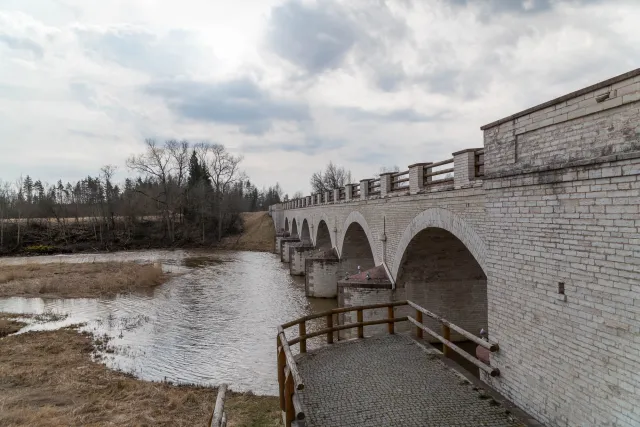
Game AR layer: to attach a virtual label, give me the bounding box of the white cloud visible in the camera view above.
[0,0,639,196]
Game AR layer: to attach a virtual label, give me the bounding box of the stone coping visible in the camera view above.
[481,68,640,130]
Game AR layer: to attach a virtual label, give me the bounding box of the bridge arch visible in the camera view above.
[300,218,311,243]
[313,212,335,249]
[391,208,487,279]
[339,211,380,274]
[284,217,289,232]
[291,218,298,237]
[392,208,488,343]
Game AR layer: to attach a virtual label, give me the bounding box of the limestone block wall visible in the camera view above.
[338,284,398,339]
[482,69,640,427]
[290,245,314,276]
[305,258,340,298]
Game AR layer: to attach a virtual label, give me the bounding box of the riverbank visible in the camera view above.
[0,324,281,426]
[218,212,276,252]
[0,212,275,256]
[0,262,167,298]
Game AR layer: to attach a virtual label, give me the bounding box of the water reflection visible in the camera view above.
[0,250,336,395]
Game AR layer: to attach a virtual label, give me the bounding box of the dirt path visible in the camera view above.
[220,212,275,252]
[0,326,281,427]
[0,262,167,299]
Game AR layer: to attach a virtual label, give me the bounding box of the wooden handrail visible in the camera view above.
[277,328,304,390]
[277,299,500,426]
[281,301,408,328]
[407,301,498,351]
[424,167,454,178]
[429,158,454,168]
[407,316,499,376]
[287,317,408,346]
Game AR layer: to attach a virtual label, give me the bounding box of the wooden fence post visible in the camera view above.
[357,309,364,339]
[299,321,306,353]
[326,314,333,344]
[285,370,294,427]
[442,324,451,358]
[416,310,423,339]
[277,340,285,411]
[388,306,395,334]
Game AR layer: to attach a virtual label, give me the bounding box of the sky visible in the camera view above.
[0,0,639,196]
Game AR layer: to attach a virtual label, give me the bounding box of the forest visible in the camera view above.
[0,139,283,254]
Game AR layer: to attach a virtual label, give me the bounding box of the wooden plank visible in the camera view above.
[211,383,227,427]
[326,314,333,344]
[407,316,500,377]
[387,306,395,334]
[357,309,364,338]
[415,310,423,339]
[406,301,498,351]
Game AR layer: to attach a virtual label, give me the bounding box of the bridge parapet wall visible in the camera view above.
[482,69,640,427]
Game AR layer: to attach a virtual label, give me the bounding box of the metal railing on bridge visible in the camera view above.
[276,300,500,427]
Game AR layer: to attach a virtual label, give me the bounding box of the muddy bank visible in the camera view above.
[0,325,281,427]
[0,313,26,337]
[0,262,167,298]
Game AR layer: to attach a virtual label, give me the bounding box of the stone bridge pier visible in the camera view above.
[269,69,640,427]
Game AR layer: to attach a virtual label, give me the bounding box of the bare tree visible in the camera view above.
[126,139,180,242]
[196,143,244,241]
[310,161,352,193]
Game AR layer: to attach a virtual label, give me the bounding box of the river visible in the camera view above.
[0,249,336,395]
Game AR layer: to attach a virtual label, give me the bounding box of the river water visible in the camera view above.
[0,250,336,395]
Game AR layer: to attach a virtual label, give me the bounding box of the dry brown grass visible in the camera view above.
[0,324,281,427]
[220,212,275,252]
[0,262,167,298]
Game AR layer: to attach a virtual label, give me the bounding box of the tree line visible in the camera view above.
[0,139,282,253]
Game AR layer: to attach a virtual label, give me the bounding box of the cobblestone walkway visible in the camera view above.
[296,334,524,427]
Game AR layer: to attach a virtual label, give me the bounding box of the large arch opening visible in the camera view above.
[340,222,376,277]
[396,227,487,347]
[284,217,289,232]
[315,220,332,250]
[300,219,311,243]
[291,219,298,238]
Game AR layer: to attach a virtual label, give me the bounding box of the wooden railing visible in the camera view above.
[475,149,485,178]
[424,158,454,185]
[391,170,409,191]
[277,300,500,427]
[368,178,380,195]
[352,184,360,198]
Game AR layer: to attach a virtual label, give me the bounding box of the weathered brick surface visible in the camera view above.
[305,258,341,298]
[272,70,640,427]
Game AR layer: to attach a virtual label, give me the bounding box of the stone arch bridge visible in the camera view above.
[269,69,640,427]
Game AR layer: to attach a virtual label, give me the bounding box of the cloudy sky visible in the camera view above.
[1,0,638,195]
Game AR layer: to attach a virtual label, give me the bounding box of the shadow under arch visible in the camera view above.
[300,219,311,243]
[313,212,335,249]
[392,208,488,353]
